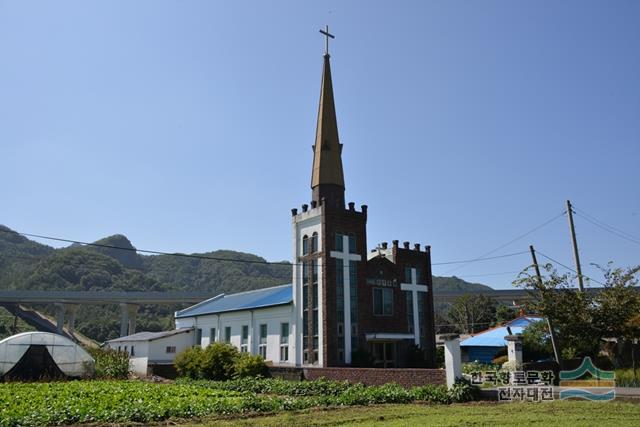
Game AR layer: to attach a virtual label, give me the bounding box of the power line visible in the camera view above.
[574,206,640,241]
[573,209,640,247]
[432,251,528,266]
[0,227,528,269]
[534,249,604,286]
[443,210,566,274]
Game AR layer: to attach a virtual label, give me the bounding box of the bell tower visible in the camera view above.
[292,27,368,367]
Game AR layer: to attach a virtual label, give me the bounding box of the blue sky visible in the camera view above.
[1,1,639,289]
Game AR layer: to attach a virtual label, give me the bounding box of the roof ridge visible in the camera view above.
[223,283,292,298]
[174,284,293,319]
[174,293,225,317]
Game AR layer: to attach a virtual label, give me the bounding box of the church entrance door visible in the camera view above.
[371,342,396,368]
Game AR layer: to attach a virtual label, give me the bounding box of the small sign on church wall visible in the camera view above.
[366,278,397,288]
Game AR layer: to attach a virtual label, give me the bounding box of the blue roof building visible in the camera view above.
[460,315,544,363]
[175,285,293,318]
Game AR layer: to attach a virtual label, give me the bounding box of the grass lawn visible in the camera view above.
[193,401,640,426]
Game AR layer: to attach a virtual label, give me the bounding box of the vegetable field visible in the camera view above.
[0,378,473,426]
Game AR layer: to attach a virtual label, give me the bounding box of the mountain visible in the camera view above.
[432,276,492,293]
[91,234,144,270]
[0,225,492,341]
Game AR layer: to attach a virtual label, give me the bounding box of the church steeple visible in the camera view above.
[311,27,345,209]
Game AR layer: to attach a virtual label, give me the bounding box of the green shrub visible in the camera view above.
[87,347,130,379]
[447,377,479,403]
[202,342,239,380]
[616,368,640,388]
[174,346,205,379]
[521,320,554,362]
[234,353,267,378]
[410,384,450,403]
[176,343,268,381]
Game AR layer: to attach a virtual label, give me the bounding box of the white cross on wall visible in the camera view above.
[330,235,361,364]
[400,267,429,347]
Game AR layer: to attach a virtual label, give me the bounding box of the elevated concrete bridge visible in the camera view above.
[0,290,212,337]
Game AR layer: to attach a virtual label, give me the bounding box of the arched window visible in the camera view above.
[302,235,309,255]
[311,232,318,253]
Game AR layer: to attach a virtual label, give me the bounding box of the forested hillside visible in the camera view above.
[0,225,492,341]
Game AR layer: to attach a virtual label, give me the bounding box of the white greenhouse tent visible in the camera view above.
[0,332,95,380]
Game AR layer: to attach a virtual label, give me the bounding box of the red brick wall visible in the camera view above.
[302,367,445,388]
[320,204,368,367]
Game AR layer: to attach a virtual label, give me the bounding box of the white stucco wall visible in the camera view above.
[106,340,149,376]
[105,331,193,376]
[148,332,194,363]
[175,304,295,365]
[292,207,324,366]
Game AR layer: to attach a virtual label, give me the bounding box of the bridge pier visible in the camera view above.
[66,304,79,335]
[54,303,80,335]
[55,303,65,334]
[120,303,139,337]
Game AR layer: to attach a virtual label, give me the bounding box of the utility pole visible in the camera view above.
[566,200,584,292]
[530,245,562,368]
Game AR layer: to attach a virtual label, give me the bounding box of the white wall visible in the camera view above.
[175,304,295,365]
[292,207,324,366]
[106,340,149,376]
[106,331,193,376]
[148,332,194,363]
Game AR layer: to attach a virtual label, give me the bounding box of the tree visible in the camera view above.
[446,295,498,334]
[514,264,598,360]
[521,320,554,362]
[495,304,518,324]
[591,264,640,369]
[514,262,640,364]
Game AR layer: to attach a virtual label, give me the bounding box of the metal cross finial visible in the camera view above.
[319,25,335,55]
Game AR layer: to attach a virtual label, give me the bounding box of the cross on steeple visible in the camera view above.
[319,25,335,55]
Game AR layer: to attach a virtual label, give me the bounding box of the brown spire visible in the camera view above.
[311,53,345,209]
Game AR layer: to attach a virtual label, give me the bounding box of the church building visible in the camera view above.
[175,31,436,368]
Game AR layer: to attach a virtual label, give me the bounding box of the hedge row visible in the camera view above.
[180,376,477,404]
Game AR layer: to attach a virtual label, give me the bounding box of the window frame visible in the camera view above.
[280,322,289,362]
[258,323,268,358]
[241,325,249,352]
[380,287,394,316]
